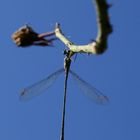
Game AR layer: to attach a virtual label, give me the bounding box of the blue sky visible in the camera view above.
[0,0,140,140]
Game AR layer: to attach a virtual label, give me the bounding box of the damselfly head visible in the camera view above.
[63,49,68,55]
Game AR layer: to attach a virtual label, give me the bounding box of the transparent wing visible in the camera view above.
[70,70,109,105]
[20,68,64,101]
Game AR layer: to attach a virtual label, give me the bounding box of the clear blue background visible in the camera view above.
[0,0,139,140]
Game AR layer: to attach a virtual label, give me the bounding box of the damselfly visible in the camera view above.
[20,50,109,140]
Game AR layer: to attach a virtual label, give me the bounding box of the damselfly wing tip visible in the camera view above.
[19,89,29,101]
[97,95,109,105]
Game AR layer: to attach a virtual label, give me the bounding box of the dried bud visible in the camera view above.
[12,25,39,47]
[12,25,56,47]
